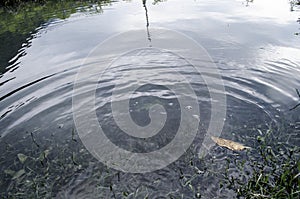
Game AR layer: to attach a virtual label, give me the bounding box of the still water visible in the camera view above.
[0,0,299,198]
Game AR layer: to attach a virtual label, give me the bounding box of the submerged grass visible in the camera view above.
[222,129,300,199]
[0,126,299,198]
[0,129,93,198]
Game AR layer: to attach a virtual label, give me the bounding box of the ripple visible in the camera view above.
[0,0,300,197]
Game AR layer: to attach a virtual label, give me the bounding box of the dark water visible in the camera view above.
[0,0,300,198]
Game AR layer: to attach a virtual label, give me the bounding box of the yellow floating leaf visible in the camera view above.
[211,136,251,151]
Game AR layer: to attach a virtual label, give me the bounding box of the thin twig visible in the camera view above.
[296,88,300,97]
[290,103,300,111]
[30,132,40,148]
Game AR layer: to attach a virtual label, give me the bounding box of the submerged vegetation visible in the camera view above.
[222,129,299,198]
[0,129,92,197]
[1,126,299,198]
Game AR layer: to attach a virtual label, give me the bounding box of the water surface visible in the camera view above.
[0,0,299,198]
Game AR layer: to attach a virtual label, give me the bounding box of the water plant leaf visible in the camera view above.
[4,169,15,176]
[17,153,28,164]
[37,149,50,165]
[12,169,25,180]
[44,149,50,158]
[211,136,251,151]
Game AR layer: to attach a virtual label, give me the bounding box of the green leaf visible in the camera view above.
[38,149,50,162]
[4,169,15,176]
[12,169,25,180]
[38,152,45,162]
[44,149,50,158]
[17,153,28,164]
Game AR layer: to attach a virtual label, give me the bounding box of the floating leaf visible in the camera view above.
[17,153,28,164]
[12,169,26,180]
[211,136,251,151]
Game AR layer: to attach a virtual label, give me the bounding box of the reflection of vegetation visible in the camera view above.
[143,0,152,44]
[245,0,253,7]
[297,19,300,35]
[1,0,44,7]
[287,1,300,35]
[152,0,167,5]
[0,0,111,76]
[0,1,111,35]
[291,0,300,10]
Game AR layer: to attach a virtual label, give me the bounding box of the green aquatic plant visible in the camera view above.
[1,125,299,198]
[1,128,92,197]
[222,129,300,199]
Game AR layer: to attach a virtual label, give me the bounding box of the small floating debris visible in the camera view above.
[211,136,251,151]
